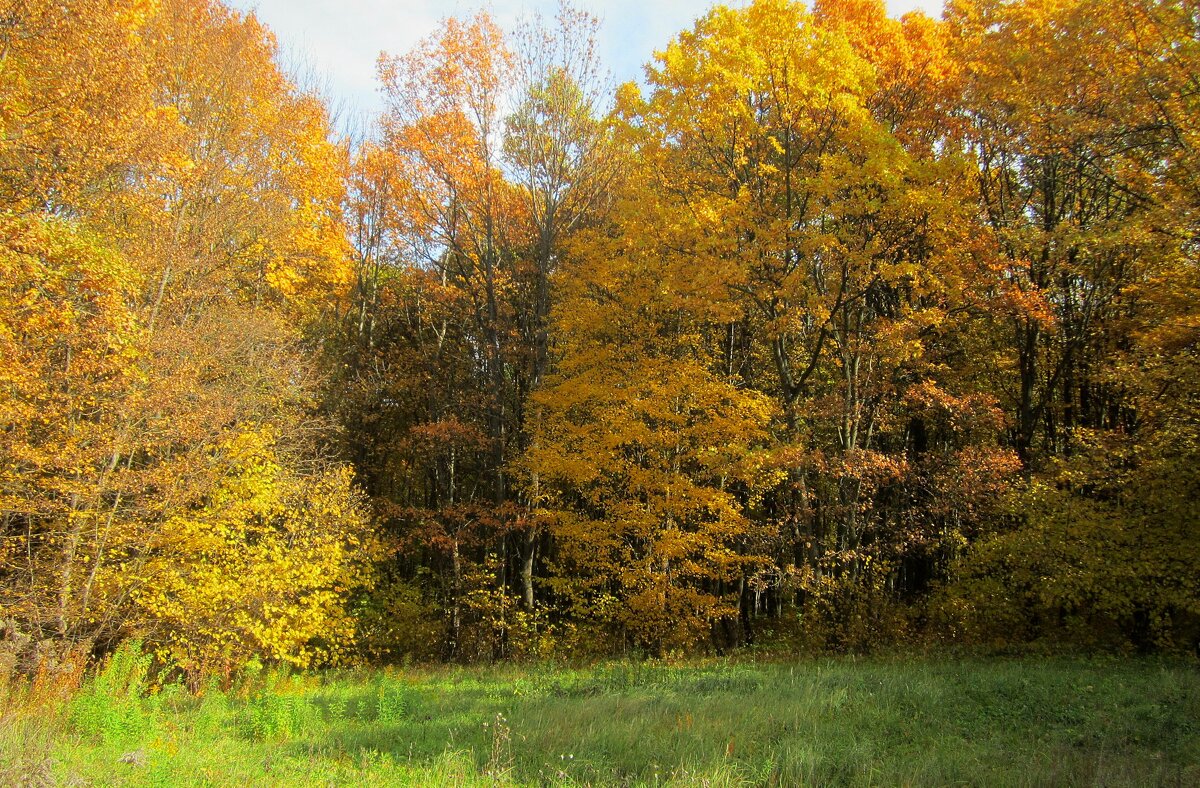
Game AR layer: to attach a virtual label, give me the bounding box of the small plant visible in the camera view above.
[375,682,408,725]
[484,711,513,780]
[241,691,320,741]
[190,678,230,738]
[326,691,350,723]
[69,641,156,746]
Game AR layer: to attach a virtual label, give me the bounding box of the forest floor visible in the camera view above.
[2,654,1198,786]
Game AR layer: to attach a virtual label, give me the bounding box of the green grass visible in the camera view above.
[3,654,1198,786]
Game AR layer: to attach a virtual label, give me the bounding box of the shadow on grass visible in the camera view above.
[271,658,1200,786]
[43,657,1199,786]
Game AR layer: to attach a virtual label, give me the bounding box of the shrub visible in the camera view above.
[932,481,1200,652]
[69,641,155,745]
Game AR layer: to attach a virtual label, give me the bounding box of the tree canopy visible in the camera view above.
[3,0,1198,673]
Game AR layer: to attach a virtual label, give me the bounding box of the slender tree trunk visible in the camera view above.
[1017,318,1039,466]
[520,526,537,611]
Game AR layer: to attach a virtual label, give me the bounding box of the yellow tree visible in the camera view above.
[120,0,351,326]
[1,0,374,674]
[0,215,143,645]
[613,0,1004,641]
[933,0,1200,651]
[527,174,778,653]
[948,0,1169,465]
[0,0,169,215]
[134,429,378,676]
[122,0,364,671]
[815,0,964,152]
[505,2,621,611]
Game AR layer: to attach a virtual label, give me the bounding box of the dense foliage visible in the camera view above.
[2,0,1198,675]
[0,0,378,678]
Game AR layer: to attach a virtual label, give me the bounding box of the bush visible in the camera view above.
[931,481,1200,653]
[794,569,912,653]
[353,576,445,663]
[69,641,156,745]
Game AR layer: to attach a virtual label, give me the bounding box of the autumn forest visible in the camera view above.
[3,0,1199,686]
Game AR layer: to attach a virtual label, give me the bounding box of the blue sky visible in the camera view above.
[227,0,946,118]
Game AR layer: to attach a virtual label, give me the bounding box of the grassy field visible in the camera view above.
[2,652,1198,786]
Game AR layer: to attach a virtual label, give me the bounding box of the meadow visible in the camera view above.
[2,648,1197,786]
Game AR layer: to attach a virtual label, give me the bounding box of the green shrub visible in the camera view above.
[68,640,156,745]
[374,681,408,725]
[240,689,322,740]
[932,481,1200,652]
[353,577,444,663]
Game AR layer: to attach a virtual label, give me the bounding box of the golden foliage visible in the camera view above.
[1,0,374,676]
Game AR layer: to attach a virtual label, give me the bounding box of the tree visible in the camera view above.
[0,214,143,646]
[528,175,777,653]
[0,0,169,215]
[346,6,620,658]
[1,0,374,675]
[603,0,1013,645]
[506,2,621,611]
[949,0,1170,466]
